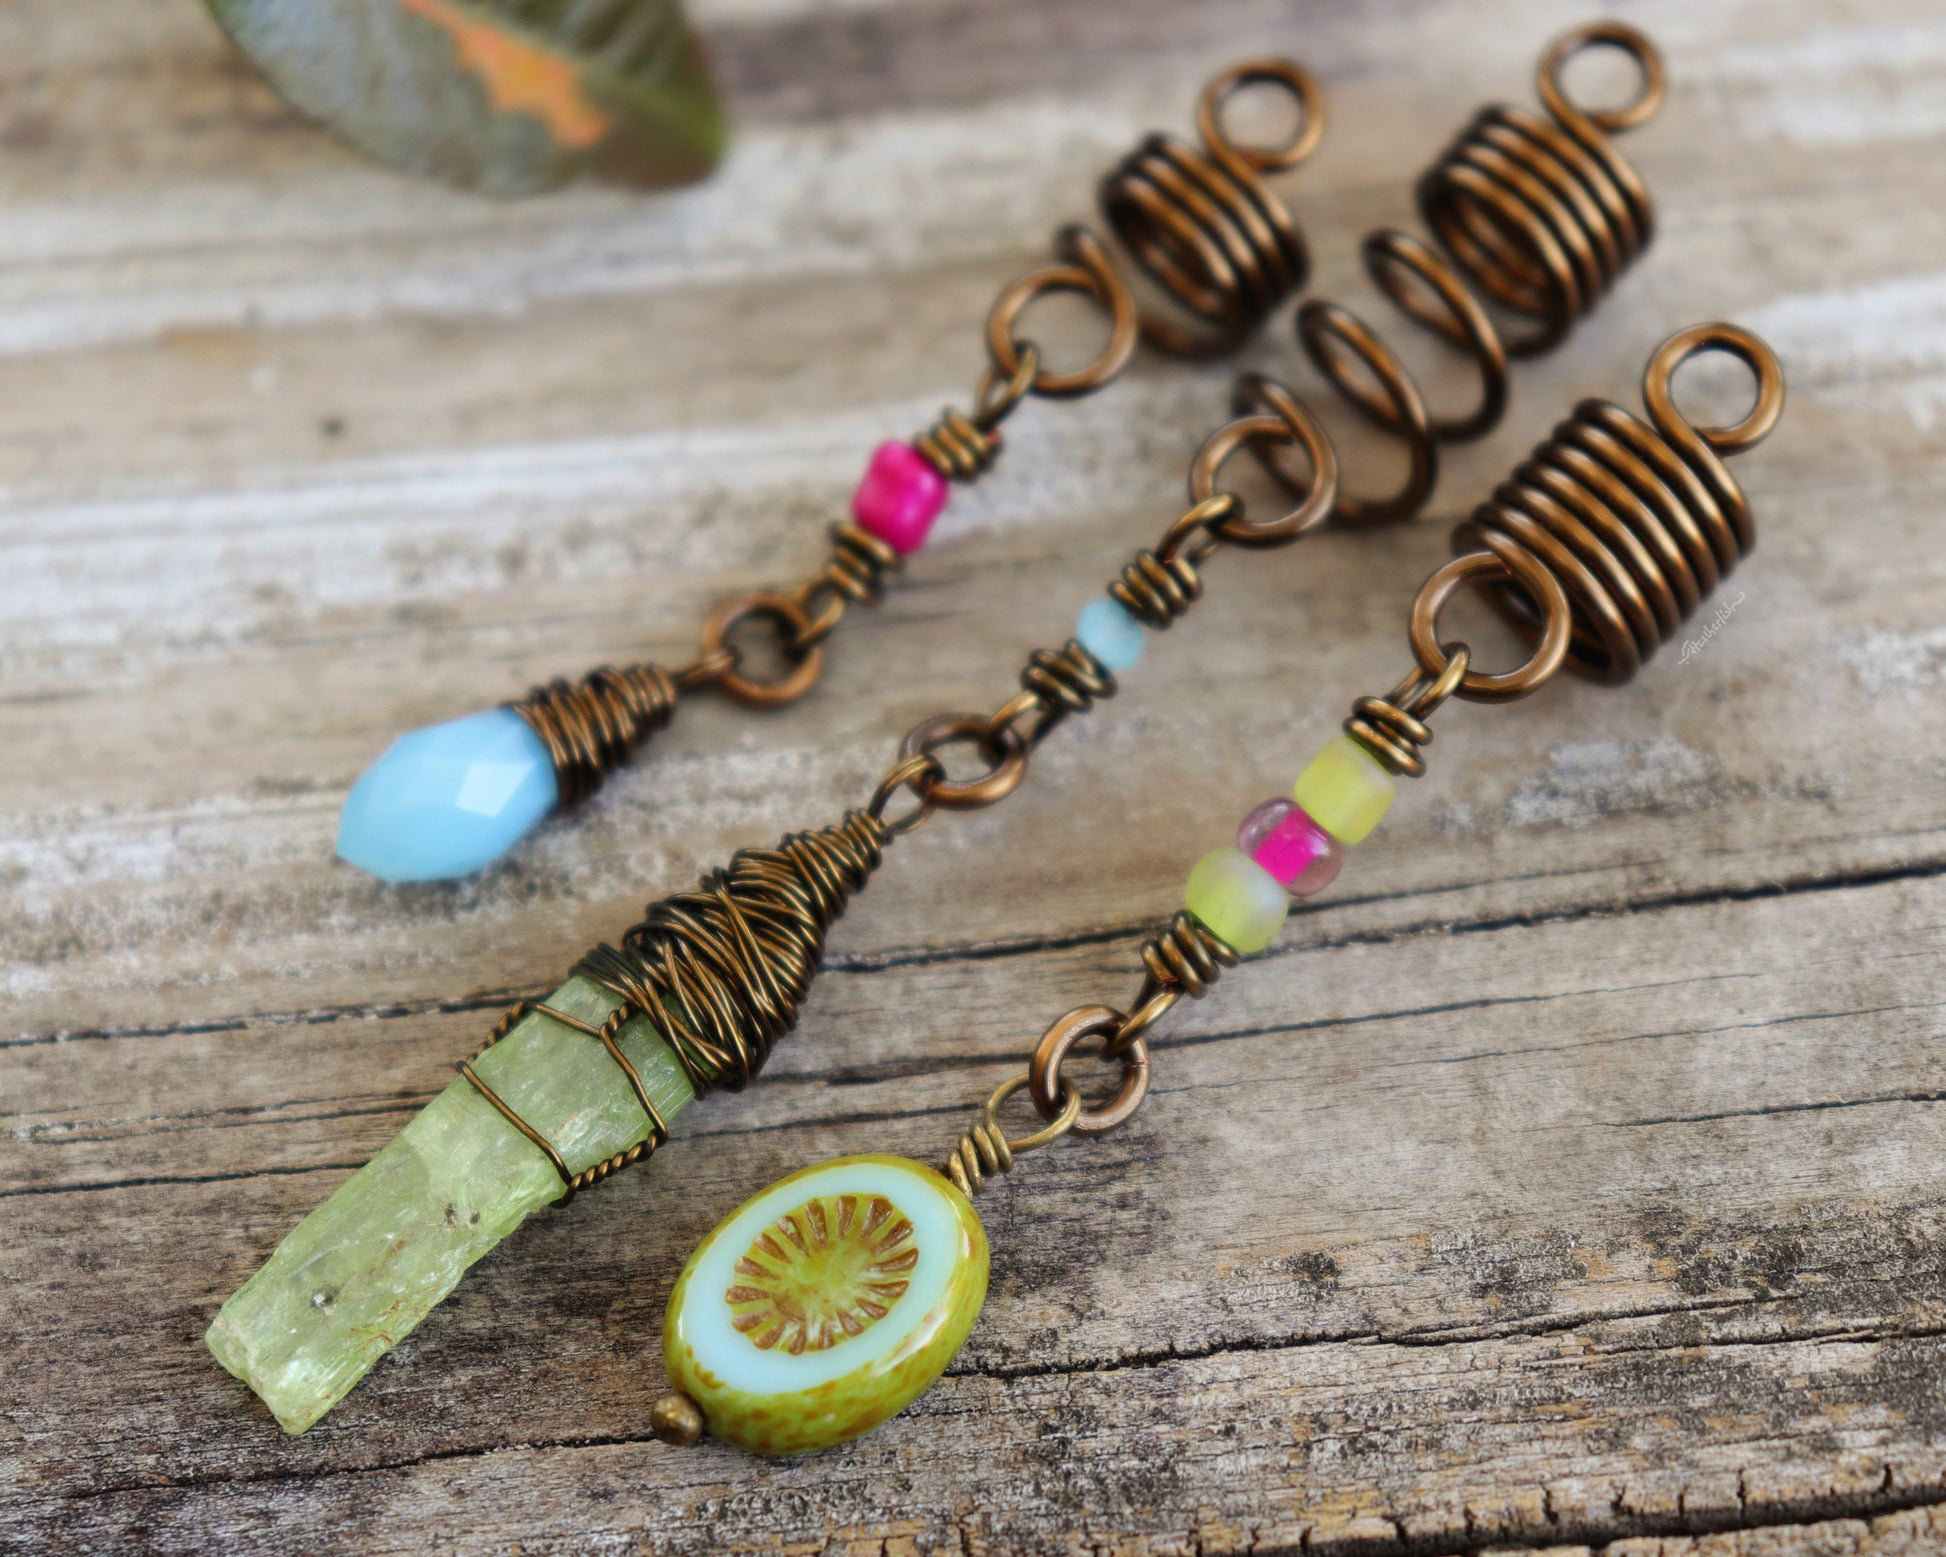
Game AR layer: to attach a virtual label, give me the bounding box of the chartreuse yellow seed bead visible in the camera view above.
[1292,734,1395,845]
[663,1154,987,1456]
[1185,846,1289,954]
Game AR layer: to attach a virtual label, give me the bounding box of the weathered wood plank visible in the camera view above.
[2,0,1943,1550]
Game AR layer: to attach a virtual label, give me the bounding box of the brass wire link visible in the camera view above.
[938,907,1244,1186]
[944,1076,1081,1198]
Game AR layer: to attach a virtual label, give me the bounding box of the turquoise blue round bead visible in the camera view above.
[1076,598,1145,672]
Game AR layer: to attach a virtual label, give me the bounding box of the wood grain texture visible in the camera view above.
[3,0,1943,1551]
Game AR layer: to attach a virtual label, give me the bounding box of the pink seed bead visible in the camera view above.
[852,441,948,555]
[1238,799,1344,898]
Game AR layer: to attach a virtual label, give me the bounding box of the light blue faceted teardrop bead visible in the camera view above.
[336,708,559,882]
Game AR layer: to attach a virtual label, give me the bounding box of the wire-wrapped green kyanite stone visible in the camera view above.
[205,977,692,1433]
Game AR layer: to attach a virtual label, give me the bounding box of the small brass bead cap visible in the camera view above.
[650,1391,705,1447]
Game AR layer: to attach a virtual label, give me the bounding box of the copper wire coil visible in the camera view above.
[821,521,901,605]
[509,661,680,807]
[574,808,891,1095]
[1251,24,1665,526]
[1021,641,1116,722]
[1099,59,1322,357]
[1110,548,1203,629]
[943,1113,1013,1198]
[1342,645,1474,779]
[1346,694,1438,780]
[915,407,1000,481]
[1432,322,1786,695]
[1139,910,1238,1002]
[1419,32,1661,356]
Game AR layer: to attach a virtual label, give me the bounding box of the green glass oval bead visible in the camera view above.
[1184,845,1289,954]
[662,1154,987,1456]
[1291,733,1395,845]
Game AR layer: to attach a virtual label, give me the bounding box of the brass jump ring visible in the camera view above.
[1027,1005,1152,1136]
[983,1073,1083,1156]
[985,227,1141,398]
[697,590,825,709]
[899,713,1030,810]
[1190,390,1339,547]
[1409,544,1570,703]
[1643,321,1787,455]
[1538,21,1666,135]
[1196,58,1326,173]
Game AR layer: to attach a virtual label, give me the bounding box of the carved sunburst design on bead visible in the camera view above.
[725,1193,918,1354]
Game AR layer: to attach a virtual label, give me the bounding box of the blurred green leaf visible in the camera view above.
[207,0,726,196]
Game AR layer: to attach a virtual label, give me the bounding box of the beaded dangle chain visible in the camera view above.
[210,19,1676,1440]
[647,322,1788,1456]
[334,58,1326,883]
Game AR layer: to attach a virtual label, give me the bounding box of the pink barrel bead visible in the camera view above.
[853,441,948,555]
[1237,799,1343,897]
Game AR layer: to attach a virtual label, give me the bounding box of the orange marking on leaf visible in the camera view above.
[399,0,611,150]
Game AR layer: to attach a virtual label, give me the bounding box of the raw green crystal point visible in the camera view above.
[206,977,693,1433]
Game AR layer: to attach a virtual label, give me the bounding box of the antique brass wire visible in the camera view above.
[915,405,1002,482]
[509,663,681,807]
[1027,1006,1152,1135]
[568,807,893,1099]
[944,1074,1082,1199]
[1140,910,1240,1003]
[790,522,903,653]
[1241,24,1666,527]
[1432,321,1785,696]
[455,999,670,1205]
[1344,644,1473,778]
[1098,59,1323,356]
